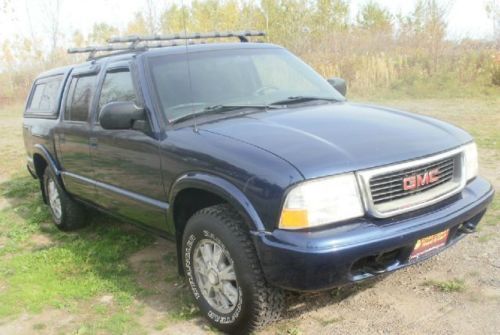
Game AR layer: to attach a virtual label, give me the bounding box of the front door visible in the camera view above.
[90,65,166,230]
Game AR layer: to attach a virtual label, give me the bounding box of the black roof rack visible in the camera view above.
[67,30,265,60]
[108,30,265,44]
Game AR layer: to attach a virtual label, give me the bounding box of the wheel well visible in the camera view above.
[173,188,226,240]
[173,188,229,275]
[33,154,48,203]
[33,154,48,179]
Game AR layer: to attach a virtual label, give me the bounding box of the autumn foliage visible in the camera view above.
[1,0,498,103]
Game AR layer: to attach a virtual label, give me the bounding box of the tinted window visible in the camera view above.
[27,76,63,114]
[98,70,136,111]
[65,75,97,122]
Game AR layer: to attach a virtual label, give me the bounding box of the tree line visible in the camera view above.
[1,0,499,102]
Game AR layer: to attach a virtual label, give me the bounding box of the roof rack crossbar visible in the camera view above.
[68,44,145,60]
[67,41,210,60]
[107,30,265,44]
[67,30,265,60]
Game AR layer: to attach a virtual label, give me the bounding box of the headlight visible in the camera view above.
[279,173,364,230]
[463,142,478,182]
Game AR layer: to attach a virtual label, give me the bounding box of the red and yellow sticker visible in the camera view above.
[410,229,449,260]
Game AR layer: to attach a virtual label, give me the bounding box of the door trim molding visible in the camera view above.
[61,171,169,210]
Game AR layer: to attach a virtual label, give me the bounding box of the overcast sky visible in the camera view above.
[0,0,496,46]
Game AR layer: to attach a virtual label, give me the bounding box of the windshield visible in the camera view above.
[148,47,345,122]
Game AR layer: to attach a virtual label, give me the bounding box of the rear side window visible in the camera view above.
[64,75,97,122]
[27,76,63,115]
[98,70,136,111]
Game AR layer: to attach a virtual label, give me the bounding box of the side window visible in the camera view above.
[65,75,97,122]
[27,76,63,115]
[98,70,136,112]
[29,84,46,110]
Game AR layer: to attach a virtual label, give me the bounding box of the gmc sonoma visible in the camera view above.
[22,31,494,334]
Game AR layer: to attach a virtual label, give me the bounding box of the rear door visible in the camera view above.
[55,65,99,202]
[89,62,166,230]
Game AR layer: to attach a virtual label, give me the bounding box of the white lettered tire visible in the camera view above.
[182,204,284,334]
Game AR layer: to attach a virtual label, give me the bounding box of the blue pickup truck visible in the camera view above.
[22,31,494,333]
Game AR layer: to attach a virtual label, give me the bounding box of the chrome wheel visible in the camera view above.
[47,179,62,220]
[193,238,239,314]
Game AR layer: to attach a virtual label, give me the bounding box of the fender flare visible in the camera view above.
[168,172,266,233]
[32,144,65,189]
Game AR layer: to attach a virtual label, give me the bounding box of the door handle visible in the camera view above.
[89,137,98,148]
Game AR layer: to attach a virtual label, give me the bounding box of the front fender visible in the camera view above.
[168,172,266,233]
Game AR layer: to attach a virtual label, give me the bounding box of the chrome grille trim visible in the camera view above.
[356,147,466,218]
[370,156,455,204]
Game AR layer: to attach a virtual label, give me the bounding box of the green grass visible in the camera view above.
[423,278,466,293]
[0,175,154,330]
[0,176,54,255]
[483,198,500,227]
[167,288,200,321]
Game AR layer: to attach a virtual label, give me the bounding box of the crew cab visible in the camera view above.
[22,31,494,334]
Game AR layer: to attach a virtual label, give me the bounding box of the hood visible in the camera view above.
[200,102,472,179]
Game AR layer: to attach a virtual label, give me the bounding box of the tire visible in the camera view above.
[43,168,87,231]
[182,204,284,334]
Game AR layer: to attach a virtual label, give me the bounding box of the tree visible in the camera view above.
[72,30,85,48]
[357,1,392,32]
[88,23,119,44]
[397,0,448,73]
[41,0,62,59]
[160,4,187,34]
[1,0,11,14]
[314,0,350,33]
[126,12,149,35]
[485,0,499,42]
[144,0,162,34]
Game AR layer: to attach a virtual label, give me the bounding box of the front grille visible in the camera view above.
[370,156,455,205]
[357,148,465,218]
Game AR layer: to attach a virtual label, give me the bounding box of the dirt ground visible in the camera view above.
[0,99,498,335]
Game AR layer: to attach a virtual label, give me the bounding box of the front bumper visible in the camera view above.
[253,176,494,291]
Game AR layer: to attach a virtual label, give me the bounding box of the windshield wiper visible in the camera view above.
[269,96,340,106]
[171,104,278,124]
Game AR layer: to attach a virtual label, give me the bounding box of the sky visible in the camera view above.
[0,0,496,46]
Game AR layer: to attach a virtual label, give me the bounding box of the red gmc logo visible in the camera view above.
[403,168,440,191]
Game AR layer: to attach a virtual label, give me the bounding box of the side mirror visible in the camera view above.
[99,101,146,130]
[327,77,347,97]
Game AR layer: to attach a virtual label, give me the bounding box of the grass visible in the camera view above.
[423,278,467,293]
[351,71,500,101]
[0,224,151,316]
[0,175,154,333]
[483,197,500,227]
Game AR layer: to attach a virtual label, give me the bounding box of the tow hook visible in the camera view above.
[459,221,476,234]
